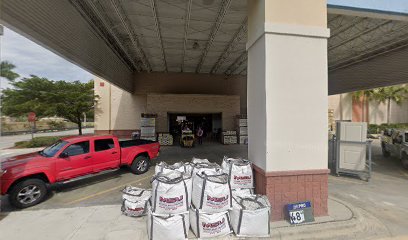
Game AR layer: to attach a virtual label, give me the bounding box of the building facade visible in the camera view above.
[329,93,408,124]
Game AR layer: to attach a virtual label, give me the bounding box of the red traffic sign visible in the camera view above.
[28,112,36,122]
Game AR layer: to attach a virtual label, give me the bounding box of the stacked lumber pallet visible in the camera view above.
[140,113,157,141]
[236,116,248,144]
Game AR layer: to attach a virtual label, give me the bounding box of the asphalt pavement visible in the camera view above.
[0,128,94,150]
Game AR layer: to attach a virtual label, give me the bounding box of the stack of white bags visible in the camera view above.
[120,156,271,239]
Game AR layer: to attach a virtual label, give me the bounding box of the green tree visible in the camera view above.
[2,76,97,135]
[0,61,20,81]
[372,86,408,124]
[51,80,96,135]
[2,76,56,118]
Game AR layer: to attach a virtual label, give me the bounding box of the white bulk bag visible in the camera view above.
[122,186,152,202]
[190,206,233,239]
[221,156,240,170]
[192,171,232,213]
[147,211,189,240]
[151,171,191,214]
[231,188,254,198]
[192,157,210,164]
[222,156,254,189]
[192,162,222,175]
[230,195,271,237]
[121,186,151,217]
[155,161,193,175]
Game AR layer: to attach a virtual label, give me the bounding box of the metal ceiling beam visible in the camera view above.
[181,0,192,72]
[210,17,247,74]
[330,32,408,72]
[110,0,151,72]
[225,51,247,75]
[149,0,168,72]
[195,0,232,73]
[238,67,246,75]
[329,17,366,39]
[329,20,392,52]
[71,0,139,71]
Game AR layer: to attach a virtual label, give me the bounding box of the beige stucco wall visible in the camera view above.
[95,72,244,132]
[133,72,246,113]
[328,93,408,124]
[328,94,352,121]
[147,94,240,132]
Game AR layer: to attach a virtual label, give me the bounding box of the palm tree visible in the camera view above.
[351,89,375,122]
[0,61,19,81]
[372,86,408,124]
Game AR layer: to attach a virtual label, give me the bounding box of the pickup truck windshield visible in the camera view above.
[41,140,68,157]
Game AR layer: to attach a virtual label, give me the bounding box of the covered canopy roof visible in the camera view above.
[1,0,408,94]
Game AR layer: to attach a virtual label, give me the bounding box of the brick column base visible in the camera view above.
[253,165,329,221]
[94,130,139,139]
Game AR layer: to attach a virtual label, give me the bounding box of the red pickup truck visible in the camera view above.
[1,135,160,208]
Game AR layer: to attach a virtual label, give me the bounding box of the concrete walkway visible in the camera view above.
[0,197,391,240]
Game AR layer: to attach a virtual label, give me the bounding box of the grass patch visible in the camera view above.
[14,136,67,148]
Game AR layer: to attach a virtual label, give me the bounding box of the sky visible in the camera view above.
[0,27,93,89]
[328,0,408,14]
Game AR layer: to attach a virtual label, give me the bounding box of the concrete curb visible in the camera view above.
[0,197,391,240]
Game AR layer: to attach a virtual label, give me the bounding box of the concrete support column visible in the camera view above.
[247,0,330,221]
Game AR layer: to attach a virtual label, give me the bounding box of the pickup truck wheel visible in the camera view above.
[9,179,47,208]
[130,156,150,174]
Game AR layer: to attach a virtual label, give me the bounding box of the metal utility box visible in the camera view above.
[333,121,372,181]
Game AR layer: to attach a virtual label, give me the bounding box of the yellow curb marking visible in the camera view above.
[65,175,152,205]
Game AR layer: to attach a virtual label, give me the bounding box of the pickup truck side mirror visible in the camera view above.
[59,152,69,158]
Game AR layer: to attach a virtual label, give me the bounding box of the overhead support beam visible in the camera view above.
[149,0,168,72]
[329,20,392,52]
[110,0,151,72]
[195,0,232,73]
[210,17,247,74]
[329,16,366,39]
[181,0,193,72]
[329,45,408,95]
[72,0,139,72]
[329,32,408,72]
[225,51,247,75]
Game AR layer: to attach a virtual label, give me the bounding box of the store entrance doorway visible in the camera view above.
[168,113,222,144]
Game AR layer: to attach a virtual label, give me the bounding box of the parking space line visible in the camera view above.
[64,175,152,205]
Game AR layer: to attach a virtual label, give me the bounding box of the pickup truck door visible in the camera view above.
[55,140,93,181]
[92,138,120,172]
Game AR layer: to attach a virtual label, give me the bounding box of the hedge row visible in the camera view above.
[368,123,408,134]
[14,136,66,148]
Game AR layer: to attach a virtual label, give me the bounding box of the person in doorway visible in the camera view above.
[183,123,190,131]
[197,126,204,145]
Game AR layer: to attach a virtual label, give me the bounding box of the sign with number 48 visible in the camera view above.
[289,210,305,224]
[286,201,314,225]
